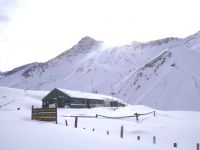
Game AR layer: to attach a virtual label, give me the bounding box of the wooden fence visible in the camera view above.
[63,111,156,121]
[31,105,57,124]
[65,122,200,150]
[63,111,156,129]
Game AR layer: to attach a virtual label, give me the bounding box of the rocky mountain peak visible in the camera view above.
[78,36,97,44]
[70,36,100,52]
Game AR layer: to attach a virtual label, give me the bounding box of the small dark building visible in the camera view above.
[42,88,124,108]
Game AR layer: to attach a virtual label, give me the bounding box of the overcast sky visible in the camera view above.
[0,0,200,71]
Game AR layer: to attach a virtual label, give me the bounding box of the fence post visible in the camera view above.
[65,120,68,126]
[153,136,156,144]
[173,143,177,148]
[135,113,139,121]
[56,104,57,124]
[31,105,33,120]
[153,111,156,117]
[107,130,109,135]
[137,136,140,140]
[75,116,78,128]
[96,114,98,118]
[93,128,95,131]
[120,125,124,138]
[197,143,199,150]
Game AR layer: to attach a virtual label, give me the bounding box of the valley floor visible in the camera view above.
[1,106,200,150]
[0,86,200,150]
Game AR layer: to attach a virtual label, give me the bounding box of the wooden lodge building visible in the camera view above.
[42,88,125,108]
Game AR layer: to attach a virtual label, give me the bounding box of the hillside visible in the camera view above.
[114,47,200,111]
[0,32,200,110]
[0,36,181,92]
[112,31,200,111]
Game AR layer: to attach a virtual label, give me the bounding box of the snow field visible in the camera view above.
[0,86,200,150]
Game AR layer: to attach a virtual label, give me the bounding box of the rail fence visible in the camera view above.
[63,111,156,120]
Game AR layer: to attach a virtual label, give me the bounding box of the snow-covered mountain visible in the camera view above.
[113,32,200,111]
[0,36,181,91]
[114,47,200,111]
[0,31,200,110]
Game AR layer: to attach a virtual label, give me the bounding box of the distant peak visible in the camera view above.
[67,36,100,52]
[78,36,97,44]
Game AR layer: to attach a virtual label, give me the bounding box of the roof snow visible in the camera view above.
[57,88,121,102]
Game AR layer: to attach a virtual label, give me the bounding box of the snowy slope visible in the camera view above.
[0,31,200,110]
[114,46,200,111]
[183,31,200,50]
[112,32,200,111]
[0,36,181,94]
[0,86,47,110]
[0,86,200,150]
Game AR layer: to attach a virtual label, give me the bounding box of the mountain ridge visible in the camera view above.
[0,31,200,110]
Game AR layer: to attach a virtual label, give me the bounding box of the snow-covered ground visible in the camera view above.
[0,86,200,150]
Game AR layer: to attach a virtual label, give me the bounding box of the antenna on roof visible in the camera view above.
[110,84,115,106]
[91,66,98,94]
[110,84,115,96]
[92,78,94,91]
